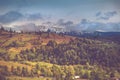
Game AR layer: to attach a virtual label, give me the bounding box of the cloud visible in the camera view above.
[56,19,77,31]
[57,19,74,26]
[13,23,39,32]
[104,11,117,17]
[96,11,117,20]
[81,19,88,24]
[27,13,43,20]
[0,11,23,24]
[96,12,101,17]
[0,11,44,24]
[76,19,120,32]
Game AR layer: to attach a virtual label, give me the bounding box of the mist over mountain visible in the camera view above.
[1,15,120,33]
[0,11,120,32]
[76,19,120,32]
[0,0,120,32]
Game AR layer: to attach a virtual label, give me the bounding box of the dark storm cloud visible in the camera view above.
[57,19,74,26]
[0,11,23,24]
[56,19,77,31]
[0,11,44,24]
[0,0,120,32]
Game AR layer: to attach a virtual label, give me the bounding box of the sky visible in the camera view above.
[0,0,120,32]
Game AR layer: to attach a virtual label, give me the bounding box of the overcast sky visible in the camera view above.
[0,0,120,32]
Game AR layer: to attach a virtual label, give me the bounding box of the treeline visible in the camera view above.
[1,38,120,69]
[0,62,114,80]
[16,38,120,68]
[0,37,120,72]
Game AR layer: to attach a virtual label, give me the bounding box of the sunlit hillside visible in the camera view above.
[0,28,120,80]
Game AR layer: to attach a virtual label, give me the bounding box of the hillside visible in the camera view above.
[0,29,120,80]
[0,29,74,55]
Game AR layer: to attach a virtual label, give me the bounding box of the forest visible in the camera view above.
[0,27,120,80]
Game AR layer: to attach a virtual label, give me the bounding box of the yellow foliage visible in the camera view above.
[0,61,32,71]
